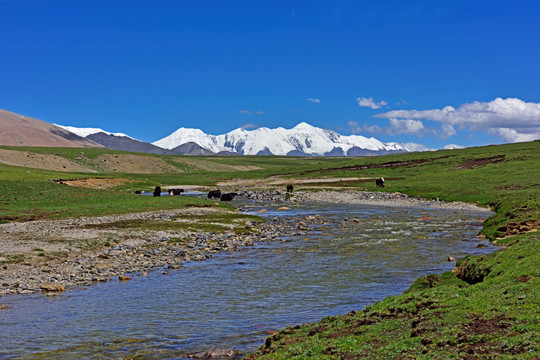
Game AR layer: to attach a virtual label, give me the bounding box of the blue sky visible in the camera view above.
[1,1,539,150]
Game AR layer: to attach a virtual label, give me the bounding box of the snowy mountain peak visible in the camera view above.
[293,122,316,130]
[153,127,219,152]
[153,122,407,156]
[55,125,134,140]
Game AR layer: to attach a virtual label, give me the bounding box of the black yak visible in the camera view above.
[220,192,238,201]
[286,185,294,193]
[153,186,162,197]
[208,190,221,199]
[169,188,185,195]
[375,178,385,188]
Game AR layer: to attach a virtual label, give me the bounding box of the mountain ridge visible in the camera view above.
[152,121,407,156]
[0,109,103,148]
[1,108,407,156]
[85,132,179,155]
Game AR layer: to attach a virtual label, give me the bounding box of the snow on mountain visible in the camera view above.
[55,125,134,140]
[153,127,222,153]
[56,122,407,156]
[54,124,179,155]
[153,122,407,156]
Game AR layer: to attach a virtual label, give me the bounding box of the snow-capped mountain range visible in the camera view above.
[56,125,133,139]
[59,122,407,156]
[152,122,406,156]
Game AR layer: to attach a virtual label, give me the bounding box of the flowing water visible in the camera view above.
[0,202,494,359]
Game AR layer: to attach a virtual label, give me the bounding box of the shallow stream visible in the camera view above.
[0,202,494,359]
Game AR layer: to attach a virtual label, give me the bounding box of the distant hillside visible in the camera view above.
[86,132,178,155]
[56,125,185,155]
[0,109,102,148]
[171,141,214,155]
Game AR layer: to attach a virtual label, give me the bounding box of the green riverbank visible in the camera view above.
[244,143,539,358]
[1,141,539,358]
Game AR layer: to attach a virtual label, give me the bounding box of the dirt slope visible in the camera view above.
[0,109,102,148]
[0,148,97,172]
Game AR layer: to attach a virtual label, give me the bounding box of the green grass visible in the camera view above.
[0,178,221,222]
[1,141,539,358]
[0,158,232,222]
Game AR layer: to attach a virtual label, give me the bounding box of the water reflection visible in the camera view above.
[0,203,493,359]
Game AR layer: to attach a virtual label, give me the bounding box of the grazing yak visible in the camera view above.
[208,190,221,199]
[286,185,294,193]
[375,178,385,188]
[153,186,162,197]
[220,192,238,201]
[169,188,185,196]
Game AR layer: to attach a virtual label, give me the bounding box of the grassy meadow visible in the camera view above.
[0,141,539,358]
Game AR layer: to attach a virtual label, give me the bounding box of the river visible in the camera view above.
[0,201,494,359]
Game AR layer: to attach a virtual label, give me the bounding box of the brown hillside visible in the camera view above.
[0,109,103,148]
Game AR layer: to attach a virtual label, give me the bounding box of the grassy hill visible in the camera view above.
[0,141,538,358]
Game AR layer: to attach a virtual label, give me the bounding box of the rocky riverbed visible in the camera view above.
[238,189,489,211]
[0,208,300,297]
[0,190,491,298]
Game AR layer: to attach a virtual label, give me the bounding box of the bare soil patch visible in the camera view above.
[218,176,371,190]
[171,157,263,172]
[90,154,181,173]
[498,219,540,238]
[0,149,95,172]
[53,177,134,189]
[457,155,505,170]
[457,314,526,358]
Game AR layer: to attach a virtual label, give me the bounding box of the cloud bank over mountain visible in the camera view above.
[370,98,540,143]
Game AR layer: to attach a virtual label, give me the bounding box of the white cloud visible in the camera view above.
[348,121,383,134]
[488,128,539,143]
[356,97,388,109]
[400,142,464,152]
[375,97,540,143]
[439,124,457,138]
[400,142,435,152]
[239,110,264,116]
[306,97,321,104]
[444,144,465,150]
[348,121,363,134]
[387,118,426,135]
[349,119,427,137]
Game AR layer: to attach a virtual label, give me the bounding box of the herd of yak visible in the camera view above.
[151,186,241,201]
[148,178,384,202]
